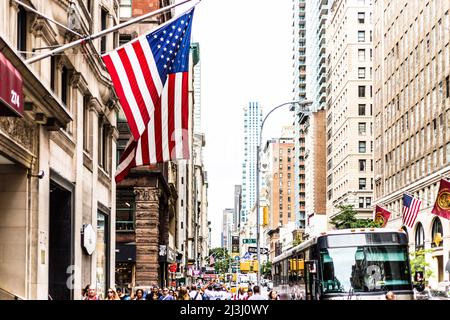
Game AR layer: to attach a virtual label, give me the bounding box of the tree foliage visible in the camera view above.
[208,247,231,274]
[261,260,272,278]
[330,204,383,229]
[409,249,434,284]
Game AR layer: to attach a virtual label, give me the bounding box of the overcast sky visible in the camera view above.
[176,0,294,248]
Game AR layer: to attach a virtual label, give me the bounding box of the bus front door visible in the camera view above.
[305,260,319,300]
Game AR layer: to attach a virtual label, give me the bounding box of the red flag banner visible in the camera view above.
[374,205,391,227]
[431,179,450,220]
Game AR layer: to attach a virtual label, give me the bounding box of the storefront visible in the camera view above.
[0,47,34,300]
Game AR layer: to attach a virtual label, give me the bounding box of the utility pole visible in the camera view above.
[255,100,312,286]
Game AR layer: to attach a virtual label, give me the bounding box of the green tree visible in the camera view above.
[330,204,382,229]
[208,247,231,274]
[292,234,303,247]
[260,260,272,279]
[409,249,434,285]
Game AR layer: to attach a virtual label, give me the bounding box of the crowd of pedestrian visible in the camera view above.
[82,282,279,301]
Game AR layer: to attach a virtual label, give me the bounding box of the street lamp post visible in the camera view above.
[255,100,312,287]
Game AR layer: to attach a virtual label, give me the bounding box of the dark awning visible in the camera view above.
[116,243,136,262]
[0,51,23,117]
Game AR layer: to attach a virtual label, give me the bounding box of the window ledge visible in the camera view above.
[98,166,111,188]
[83,150,93,172]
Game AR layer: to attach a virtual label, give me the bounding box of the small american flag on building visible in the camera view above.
[402,193,422,228]
[102,8,195,183]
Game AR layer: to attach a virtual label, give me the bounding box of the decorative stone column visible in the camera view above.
[134,187,161,286]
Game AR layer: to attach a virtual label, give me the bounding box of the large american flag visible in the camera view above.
[402,193,422,228]
[102,8,194,183]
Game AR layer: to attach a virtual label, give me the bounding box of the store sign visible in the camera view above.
[0,52,23,117]
[158,245,177,263]
[82,224,96,255]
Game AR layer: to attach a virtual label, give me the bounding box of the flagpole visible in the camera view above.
[13,0,83,37]
[25,0,197,64]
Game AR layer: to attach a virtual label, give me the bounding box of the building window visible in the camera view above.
[446,76,449,98]
[358,104,366,115]
[358,49,366,62]
[358,30,365,42]
[83,96,91,153]
[431,218,443,248]
[359,197,365,208]
[98,118,110,172]
[358,12,365,24]
[415,223,424,251]
[359,141,366,153]
[61,66,69,106]
[17,5,27,57]
[119,0,132,18]
[359,178,366,190]
[116,189,135,231]
[358,122,366,135]
[365,197,371,208]
[101,8,108,53]
[358,86,366,97]
[50,56,56,91]
[96,210,109,298]
[359,159,366,171]
[358,67,366,79]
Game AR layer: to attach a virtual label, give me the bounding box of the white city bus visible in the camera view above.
[272,228,414,300]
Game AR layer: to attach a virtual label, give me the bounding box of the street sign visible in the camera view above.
[243,238,256,244]
[248,246,269,255]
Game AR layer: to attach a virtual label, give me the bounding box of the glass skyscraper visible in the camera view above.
[241,102,262,225]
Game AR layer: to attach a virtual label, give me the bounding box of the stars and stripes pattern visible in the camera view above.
[101,8,195,183]
[402,193,422,228]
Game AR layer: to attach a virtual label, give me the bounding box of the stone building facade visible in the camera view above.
[373,0,450,289]
[0,0,119,300]
[326,0,375,222]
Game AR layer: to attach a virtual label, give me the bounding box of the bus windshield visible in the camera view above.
[320,246,411,294]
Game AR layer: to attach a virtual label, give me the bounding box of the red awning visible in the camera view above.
[0,51,23,117]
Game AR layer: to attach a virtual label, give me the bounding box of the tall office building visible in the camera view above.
[292,0,307,102]
[292,0,307,229]
[306,0,329,112]
[326,0,374,221]
[292,0,328,231]
[192,43,202,134]
[234,185,242,231]
[222,208,234,252]
[374,0,450,288]
[241,102,262,225]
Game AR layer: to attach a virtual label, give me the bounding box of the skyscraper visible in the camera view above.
[292,0,307,229]
[222,208,234,252]
[326,0,374,221]
[191,42,202,134]
[241,102,262,225]
[306,0,329,112]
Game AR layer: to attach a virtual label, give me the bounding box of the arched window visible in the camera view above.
[431,218,443,248]
[415,223,425,251]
